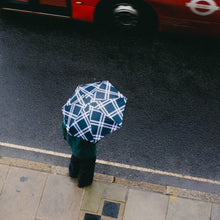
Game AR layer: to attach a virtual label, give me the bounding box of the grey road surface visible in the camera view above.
[0,12,219,194]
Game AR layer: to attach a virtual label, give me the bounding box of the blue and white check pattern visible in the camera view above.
[62,81,127,143]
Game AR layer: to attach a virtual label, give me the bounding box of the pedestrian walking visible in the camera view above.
[62,119,97,187]
[62,80,127,187]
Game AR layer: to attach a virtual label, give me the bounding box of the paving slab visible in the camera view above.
[79,198,125,220]
[166,196,212,220]
[0,166,47,220]
[0,164,9,191]
[37,174,83,220]
[81,181,128,213]
[123,189,169,220]
[0,157,219,220]
[211,203,220,220]
[167,186,220,204]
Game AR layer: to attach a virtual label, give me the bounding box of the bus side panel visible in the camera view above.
[144,0,177,32]
[71,0,100,22]
[39,0,68,7]
[72,4,95,22]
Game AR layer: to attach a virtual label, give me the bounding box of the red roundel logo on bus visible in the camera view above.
[186,0,220,16]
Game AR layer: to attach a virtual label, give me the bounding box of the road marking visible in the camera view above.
[0,141,70,158]
[0,141,219,185]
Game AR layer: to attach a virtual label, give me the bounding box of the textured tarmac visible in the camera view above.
[0,12,220,193]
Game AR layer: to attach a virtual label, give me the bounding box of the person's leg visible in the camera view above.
[69,154,80,178]
[78,157,96,188]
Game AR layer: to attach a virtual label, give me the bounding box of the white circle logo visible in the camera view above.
[186,0,220,16]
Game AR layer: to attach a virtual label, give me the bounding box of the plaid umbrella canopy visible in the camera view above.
[62,80,127,143]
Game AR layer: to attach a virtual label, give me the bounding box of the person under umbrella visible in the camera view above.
[62,80,127,187]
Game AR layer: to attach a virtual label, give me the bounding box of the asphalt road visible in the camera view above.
[0,11,219,194]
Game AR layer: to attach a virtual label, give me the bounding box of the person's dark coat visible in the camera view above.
[62,119,97,159]
[62,119,97,187]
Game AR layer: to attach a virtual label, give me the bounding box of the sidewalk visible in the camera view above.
[0,156,219,220]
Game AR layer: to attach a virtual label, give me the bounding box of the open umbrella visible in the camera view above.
[62,80,127,143]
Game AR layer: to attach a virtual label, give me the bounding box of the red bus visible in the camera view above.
[1,0,220,36]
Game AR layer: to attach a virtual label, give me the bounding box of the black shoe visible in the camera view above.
[69,155,80,178]
[78,157,96,188]
[69,166,78,178]
[78,181,92,188]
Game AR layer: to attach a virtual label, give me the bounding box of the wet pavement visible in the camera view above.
[0,156,220,220]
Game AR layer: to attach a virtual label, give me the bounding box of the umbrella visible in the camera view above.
[62,80,127,143]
